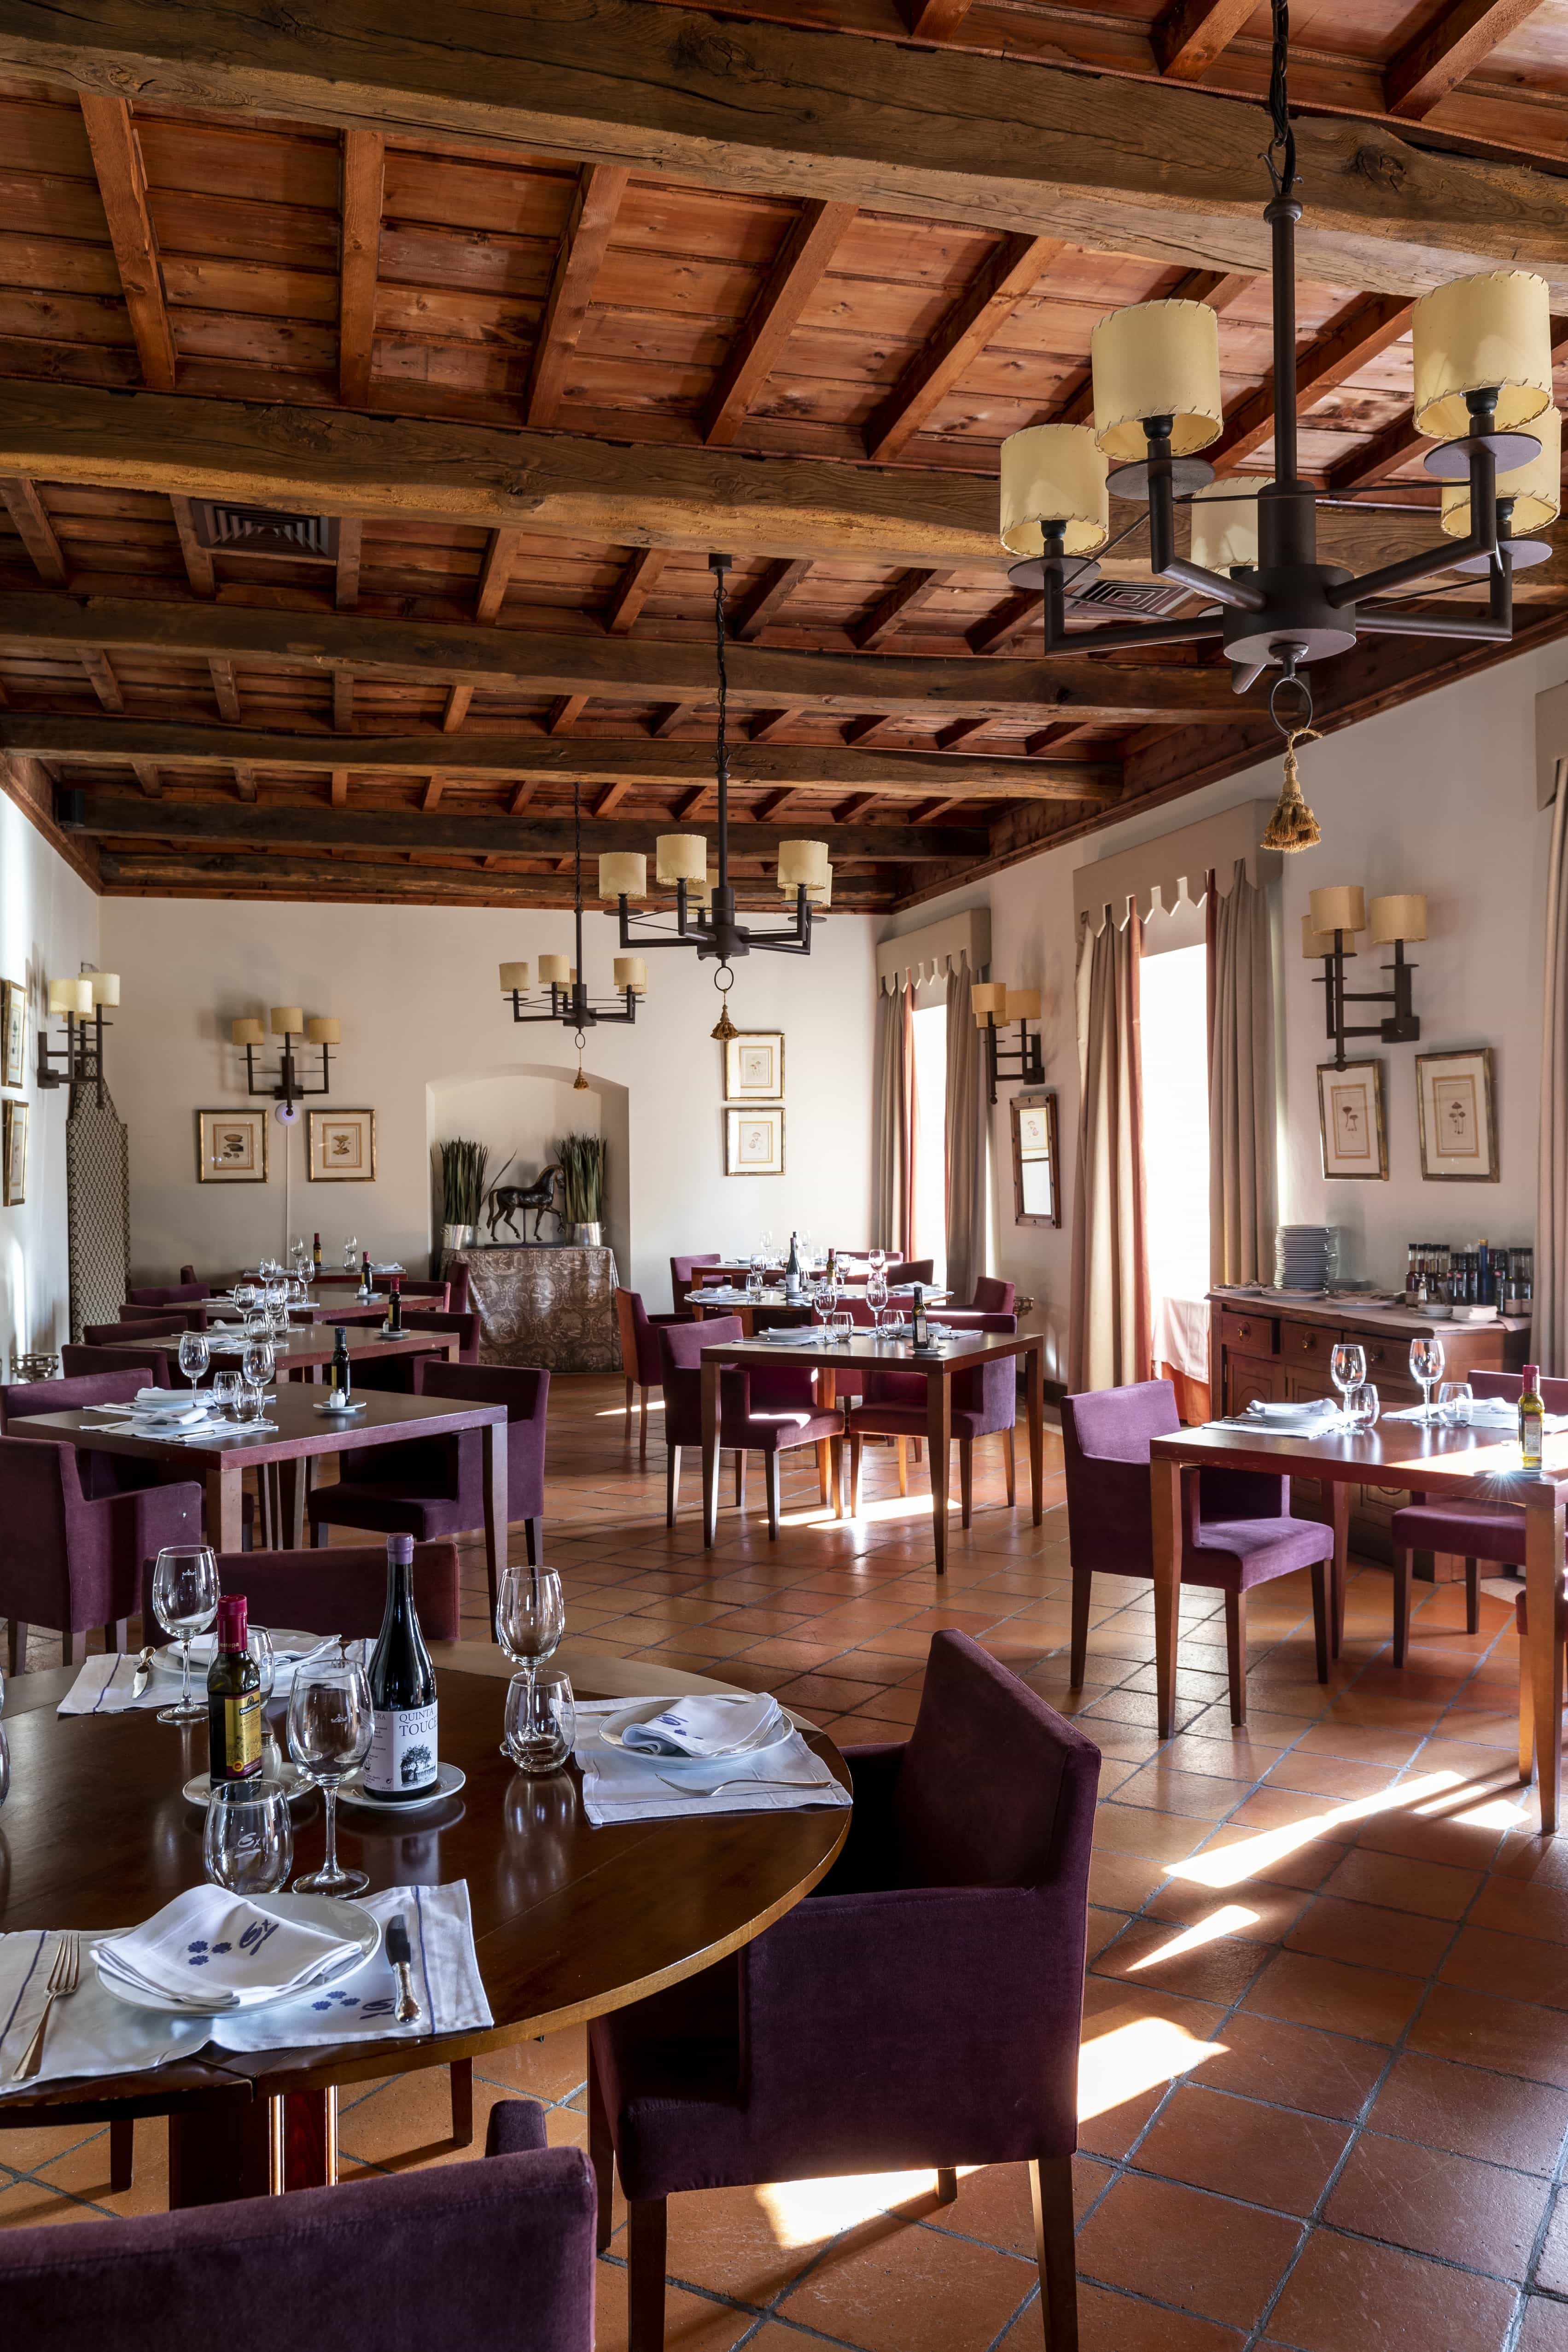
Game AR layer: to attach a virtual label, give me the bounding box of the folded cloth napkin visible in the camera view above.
[619,1693,783,1759]
[1383,1400,1568,1430]
[757,1324,830,1344]
[574,1701,851,1827]
[95,1888,361,2011]
[1245,1396,1341,1423]
[57,1633,324,1716]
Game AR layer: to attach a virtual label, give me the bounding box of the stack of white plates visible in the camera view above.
[1275,1226,1337,1291]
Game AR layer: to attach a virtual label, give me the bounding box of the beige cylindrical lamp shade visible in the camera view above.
[1006,988,1042,1023]
[777,839,830,893]
[1370,893,1428,944]
[1308,885,1366,936]
[1412,270,1552,440]
[687,869,718,911]
[1300,916,1357,960]
[971,981,1008,1019]
[306,1016,340,1046]
[87,971,120,1007]
[1092,300,1223,462]
[48,977,92,1016]
[598,852,647,900]
[270,1005,304,1037]
[231,1016,266,1046]
[998,424,1109,559]
[613,955,649,994]
[538,954,571,986]
[806,869,832,908]
[1189,478,1273,572]
[499,961,530,993]
[655,833,707,885]
[1442,403,1561,537]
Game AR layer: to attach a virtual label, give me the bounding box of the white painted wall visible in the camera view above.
[903,641,1567,1382]
[99,896,877,1310]
[0,800,100,1365]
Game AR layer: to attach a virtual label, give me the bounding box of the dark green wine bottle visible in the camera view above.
[207,1594,262,1783]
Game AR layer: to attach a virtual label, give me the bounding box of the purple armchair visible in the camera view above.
[62,1343,175,1388]
[141,1539,463,1650]
[844,1311,1018,1525]
[589,1632,1100,2352]
[0,2098,594,2352]
[1,1370,168,1497]
[658,1317,841,1537]
[0,1433,203,1671]
[126,1281,212,1307]
[970,1276,1017,1313]
[1061,1379,1334,1726]
[615,1287,686,1463]
[669,1252,722,1318]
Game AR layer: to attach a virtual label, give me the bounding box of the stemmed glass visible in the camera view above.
[212,1368,242,1419]
[341,1236,359,1272]
[176,1330,210,1394]
[1410,1337,1445,1421]
[287,1650,373,1894]
[241,1334,274,1423]
[866,1270,889,1335]
[1329,1342,1365,1418]
[204,1780,293,1893]
[151,1544,219,1723]
[232,1282,258,1316]
[810,1274,833,1331]
[495,1567,565,1753]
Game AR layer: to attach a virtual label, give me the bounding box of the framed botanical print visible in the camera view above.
[724,1031,784,1102]
[725,1106,784,1177]
[197,1107,268,1183]
[1416,1046,1498,1182]
[308,1106,377,1181]
[2,1099,26,1204]
[1317,1060,1388,1181]
[1011,1090,1061,1227]
[0,978,24,1090]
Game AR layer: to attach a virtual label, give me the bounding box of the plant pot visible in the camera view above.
[570,1221,603,1247]
[442,1222,474,1253]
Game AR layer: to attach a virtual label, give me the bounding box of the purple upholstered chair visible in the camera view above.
[669,1252,722,1318]
[589,1633,1101,2352]
[970,1276,1017,1313]
[306,1360,549,1617]
[1062,1378,1334,1727]
[0,2098,594,2352]
[615,1287,686,1464]
[118,1301,211,1330]
[0,1433,203,1671]
[62,1343,175,1387]
[140,1539,463,1650]
[126,1280,212,1307]
[445,1259,472,1314]
[348,1307,482,1393]
[0,1370,169,1497]
[845,1311,1018,1525]
[658,1317,841,1537]
[886,1259,936,1287]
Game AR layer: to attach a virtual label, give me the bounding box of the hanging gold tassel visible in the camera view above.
[1260,726,1322,852]
[573,1051,589,1091]
[711,1003,738,1043]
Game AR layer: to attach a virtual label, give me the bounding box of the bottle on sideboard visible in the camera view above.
[784,1231,803,1297]
[327,1324,352,1408]
[364,1534,438,1802]
[357,1250,372,1302]
[1521,1363,1545,1473]
[311,1230,322,1276]
[207,1594,262,1785]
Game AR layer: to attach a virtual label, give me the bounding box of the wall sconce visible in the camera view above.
[972,980,1044,1105]
[1306,886,1426,1071]
[38,969,119,1106]
[232,1005,338,1118]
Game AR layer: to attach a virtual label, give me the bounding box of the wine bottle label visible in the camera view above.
[365,1703,438,1794]
[212,1692,262,1780]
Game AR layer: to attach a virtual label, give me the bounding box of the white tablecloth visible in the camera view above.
[1153,1293,1211,1382]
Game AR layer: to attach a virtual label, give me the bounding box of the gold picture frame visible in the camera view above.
[723,1031,784,1102]
[307,1106,378,1182]
[1317,1060,1388,1181]
[196,1107,269,1183]
[0,978,24,1090]
[1415,1046,1499,1182]
[724,1106,784,1177]
[2,1099,27,1204]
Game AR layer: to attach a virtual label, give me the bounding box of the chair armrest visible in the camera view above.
[484,2098,550,2157]
[649,1312,689,1327]
[815,1742,905,1896]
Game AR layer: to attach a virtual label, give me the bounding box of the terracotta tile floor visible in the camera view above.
[6,1374,1568,2351]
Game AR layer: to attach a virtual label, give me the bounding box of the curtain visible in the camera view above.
[1207,858,1277,1287]
[944,957,988,1305]
[1069,909,1150,1392]
[1537,766,1568,1370]
[872,977,913,1257]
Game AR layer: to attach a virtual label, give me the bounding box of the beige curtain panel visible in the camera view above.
[1070,909,1150,1392]
[944,957,988,1307]
[872,977,911,1258]
[1208,858,1278,1287]
[1537,768,1568,1371]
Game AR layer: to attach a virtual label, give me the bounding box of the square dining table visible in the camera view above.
[698,1324,1045,1573]
[1148,1415,1567,1832]
[98,1324,459,1379]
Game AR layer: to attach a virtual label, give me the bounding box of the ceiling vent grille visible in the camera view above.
[1066,578,1190,620]
[190,502,339,560]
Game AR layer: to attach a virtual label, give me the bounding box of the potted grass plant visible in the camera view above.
[438,1137,490,1250]
[554,1132,606,1245]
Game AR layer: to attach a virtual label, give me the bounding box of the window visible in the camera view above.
[910,998,948,1285]
[1139,937,1209,1376]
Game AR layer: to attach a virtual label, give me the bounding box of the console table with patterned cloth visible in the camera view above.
[443,1245,621,1373]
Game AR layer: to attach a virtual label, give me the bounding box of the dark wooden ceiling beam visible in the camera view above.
[866,236,1061,464]
[604,547,668,635]
[2,479,66,586]
[209,658,241,724]
[474,528,521,625]
[79,96,177,394]
[851,569,957,651]
[338,128,384,409]
[98,848,896,905]
[169,495,213,597]
[525,163,630,429]
[968,593,1041,656]
[702,201,856,447]
[334,515,364,613]
[730,559,812,641]
[79,650,123,714]
[1387,0,1551,119]
[896,0,979,37]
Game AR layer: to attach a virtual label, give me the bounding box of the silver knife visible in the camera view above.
[129,1646,154,1702]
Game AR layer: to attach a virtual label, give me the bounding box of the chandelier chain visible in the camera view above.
[713,556,729,801]
[1265,0,1296,201]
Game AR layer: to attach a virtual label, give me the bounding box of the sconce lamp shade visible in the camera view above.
[1006,988,1042,1023]
[1092,300,1224,461]
[1308,885,1366,936]
[270,1005,304,1037]
[1370,893,1428,944]
[998,424,1109,558]
[231,1016,266,1046]
[1442,403,1561,537]
[971,982,1008,1019]
[306,1016,340,1046]
[48,977,93,1016]
[1301,916,1357,959]
[1412,270,1552,440]
[687,869,718,912]
[777,839,830,892]
[613,955,649,994]
[806,869,832,908]
[655,833,707,885]
[87,971,120,1007]
[538,955,571,986]
[499,961,530,993]
[598,852,647,900]
[1189,477,1273,572]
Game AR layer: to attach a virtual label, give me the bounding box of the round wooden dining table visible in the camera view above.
[0,1664,850,2204]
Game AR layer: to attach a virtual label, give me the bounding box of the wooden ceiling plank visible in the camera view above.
[335,514,364,613]
[605,547,668,636]
[442,684,473,733]
[79,95,177,394]
[525,163,630,430]
[209,658,241,725]
[897,0,978,34]
[2,479,66,586]
[338,128,385,409]
[131,759,160,800]
[474,528,523,626]
[548,694,588,735]
[508,782,539,816]
[169,494,214,598]
[851,569,955,651]
[79,649,123,714]
[330,768,348,808]
[730,559,812,641]
[1153,0,1259,82]
[1212,294,1416,471]
[673,784,708,819]
[332,673,354,733]
[934,717,990,751]
[1387,0,1551,119]
[702,200,856,448]
[866,236,1061,464]
[836,792,881,821]
[100,848,896,906]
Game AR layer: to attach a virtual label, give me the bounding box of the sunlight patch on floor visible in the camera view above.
[1126,1904,1259,1968]
[757,2165,977,2248]
[1165,1769,1466,1888]
[1077,2012,1227,2119]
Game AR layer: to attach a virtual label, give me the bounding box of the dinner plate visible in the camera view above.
[93,1895,379,2014]
[338,1760,466,1812]
[312,1398,369,1414]
[598,1698,793,1762]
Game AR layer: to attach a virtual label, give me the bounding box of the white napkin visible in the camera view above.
[574,1701,850,1826]
[56,1652,168,1715]
[95,1888,360,2010]
[619,1693,782,1759]
[1383,1401,1568,1430]
[1245,1396,1340,1423]
[755,1325,828,1344]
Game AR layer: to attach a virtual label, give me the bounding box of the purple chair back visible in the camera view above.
[141,1540,463,1648]
[445,1259,472,1314]
[1062,1380,1285,1577]
[0,1434,203,1634]
[1472,1368,1568,1412]
[670,1252,722,1313]
[615,1288,665,1386]
[413,1358,550,1519]
[0,1370,146,1429]
[970,1277,1016,1313]
[126,1282,211,1307]
[401,1307,480,1361]
[112,1303,209,1332]
[396,1279,451,1303]
[659,1316,743,1446]
[61,1344,173,1386]
[887,1261,935,1287]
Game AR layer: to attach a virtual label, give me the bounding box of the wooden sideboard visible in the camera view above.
[1207,1288,1530,1567]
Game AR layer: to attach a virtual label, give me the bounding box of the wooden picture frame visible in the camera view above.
[307,1106,378,1181]
[1415,1046,1499,1182]
[0,978,24,1090]
[196,1107,269,1183]
[725,1105,784,1176]
[2,1098,26,1204]
[1316,1060,1388,1181]
[723,1031,784,1102]
[1011,1089,1061,1227]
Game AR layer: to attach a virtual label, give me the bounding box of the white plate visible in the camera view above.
[598,1698,793,1763]
[181,1763,315,1808]
[338,1760,466,1813]
[93,1895,379,2015]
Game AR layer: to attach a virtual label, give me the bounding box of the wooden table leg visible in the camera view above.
[1526,1477,1566,1835]
[1026,1340,1043,1525]
[701,1358,720,1547]
[480,1417,509,1626]
[277,1459,306,1549]
[820,1367,841,1521]
[277,2086,337,2191]
[927,1366,952,1576]
[205,1465,245,1555]
[1151,1455,1183,1741]
[1329,1478,1350,1661]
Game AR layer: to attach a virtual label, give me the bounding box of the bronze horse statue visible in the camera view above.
[485,1162,563,1243]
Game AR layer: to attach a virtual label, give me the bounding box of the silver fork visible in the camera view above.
[653,1772,829,1797]
[12,1932,82,2081]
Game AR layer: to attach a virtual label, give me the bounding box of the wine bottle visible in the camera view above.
[311,1230,322,1275]
[784,1231,802,1296]
[1521,1362,1545,1472]
[207,1594,262,1784]
[364,1534,438,1801]
[358,1250,372,1302]
[387,1274,403,1335]
[911,1284,929,1349]
[327,1324,352,1408]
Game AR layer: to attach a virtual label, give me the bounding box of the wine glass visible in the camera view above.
[232,1281,258,1315]
[495,1568,565,1734]
[1329,1342,1365,1416]
[241,1335,274,1421]
[868,1247,887,1278]
[866,1271,889,1334]
[341,1235,359,1272]
[1410,1337,1445,1421]
[745,1265,763,1302]
[211,1368,242,1419]
[1346,1382,1381,1432]
[264,1278,290,1338]
[1438,1380,1475,1428]
[203,1780,293,1894]
[151,1544,219,1723]
[176,1330,210,1393]
[287,1651,373,1895]
[811,1274,833,1330]
[503,1668,576,1773]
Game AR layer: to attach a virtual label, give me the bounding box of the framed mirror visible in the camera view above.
[1011,1090,1060,1227]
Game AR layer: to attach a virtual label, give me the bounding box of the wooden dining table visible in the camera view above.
[0,1662,849,2204]
[699,1324,1045,1574]
[99,1324,460,1380]
[686,1286,953,1338]
[1149,1415,1568,1831]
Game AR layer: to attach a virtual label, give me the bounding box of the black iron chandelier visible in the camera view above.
[499,783,643,1076]
[1000,0,1560,830]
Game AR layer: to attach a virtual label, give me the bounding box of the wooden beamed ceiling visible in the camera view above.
[0,0,1563,910]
